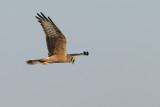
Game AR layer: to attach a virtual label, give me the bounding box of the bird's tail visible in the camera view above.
[26,59,42,65]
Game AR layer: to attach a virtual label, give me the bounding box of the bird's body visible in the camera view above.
[27,54,74,65]
[26,12,89,65]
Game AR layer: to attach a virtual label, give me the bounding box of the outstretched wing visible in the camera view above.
[69,51,89,56]
[36,12,67,56]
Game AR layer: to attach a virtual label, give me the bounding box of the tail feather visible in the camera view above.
[26,59,42,65]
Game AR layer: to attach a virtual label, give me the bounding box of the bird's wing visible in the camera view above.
[69,51,89,56]
[36,12,67,56]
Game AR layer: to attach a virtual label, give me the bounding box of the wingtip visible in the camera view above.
[40,12,44,15]
[83,51,89,56]
[35,16,39,19]
[87,51,89,55]
[36,13,40,16]
[37,13,41,16]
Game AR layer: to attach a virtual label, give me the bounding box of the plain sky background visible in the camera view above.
[0,0,160,107]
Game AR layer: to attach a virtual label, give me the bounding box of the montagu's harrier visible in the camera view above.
[26,12,89,65]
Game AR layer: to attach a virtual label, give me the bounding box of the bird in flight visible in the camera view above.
[26,12,89,65]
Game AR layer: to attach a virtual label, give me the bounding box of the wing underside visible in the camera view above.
[36,12,67,56]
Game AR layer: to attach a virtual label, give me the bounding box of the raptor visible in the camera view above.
[26,12,89,65]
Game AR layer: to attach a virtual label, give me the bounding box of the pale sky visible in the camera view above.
[0,0,160,107]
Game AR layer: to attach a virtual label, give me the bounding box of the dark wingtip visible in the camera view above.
[83,51,89,56]
[48,16,54,24]
[35,16,40,19]
[40,12,49,21]
[37,13,40,16]
[37,13,44,19]
[40,12,45,17]
[87,51,89,55]
[37,13,42,17]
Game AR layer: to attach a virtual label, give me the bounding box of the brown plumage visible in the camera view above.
[26,12,89,65]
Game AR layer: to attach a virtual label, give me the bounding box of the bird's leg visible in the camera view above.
[43,62,49,65]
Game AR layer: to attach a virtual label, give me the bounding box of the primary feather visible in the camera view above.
[36,12,67,56]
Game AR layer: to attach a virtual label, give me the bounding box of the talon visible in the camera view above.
[43,62,48,65]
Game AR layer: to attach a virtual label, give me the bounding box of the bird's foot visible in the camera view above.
[43,62,48,65]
